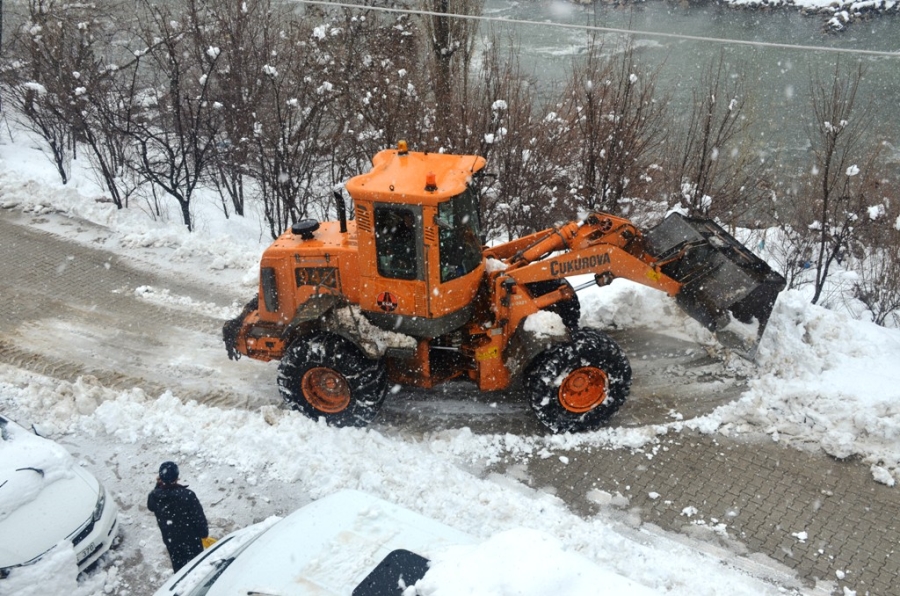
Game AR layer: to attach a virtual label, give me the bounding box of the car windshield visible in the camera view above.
[169,523,270,596]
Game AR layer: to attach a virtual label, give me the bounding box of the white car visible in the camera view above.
[0,414,119,578]
[154,489,663,596]
[154,489,472,596]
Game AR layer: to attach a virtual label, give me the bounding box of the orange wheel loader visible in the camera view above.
[223,142,785,433]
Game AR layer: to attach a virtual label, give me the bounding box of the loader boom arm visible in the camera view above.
[484,211,785,355]
[485,213,683,296]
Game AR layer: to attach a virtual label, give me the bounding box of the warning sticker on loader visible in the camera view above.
[377,292,398,312]
[476,346,500,361]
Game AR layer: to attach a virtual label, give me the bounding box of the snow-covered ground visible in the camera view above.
[723,0,898,32]
[2,132,899,596]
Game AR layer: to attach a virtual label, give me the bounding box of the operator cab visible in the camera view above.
[345,142,486,338]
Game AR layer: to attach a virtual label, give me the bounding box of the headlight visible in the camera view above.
[92,485,107,522]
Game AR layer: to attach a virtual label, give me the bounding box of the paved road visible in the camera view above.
[0,210,277,409]
[1,209,898,595]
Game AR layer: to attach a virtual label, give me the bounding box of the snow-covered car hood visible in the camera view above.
[0,417,101,569]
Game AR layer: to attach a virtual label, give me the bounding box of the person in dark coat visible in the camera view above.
[147,461,209,572]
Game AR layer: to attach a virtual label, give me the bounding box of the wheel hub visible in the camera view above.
[558,367,608,413]
[302,367,351,413]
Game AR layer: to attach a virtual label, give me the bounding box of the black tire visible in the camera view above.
[222,295,259,360]
[277,332,387,427]
[526,279,581,331]
[524,328,631,433]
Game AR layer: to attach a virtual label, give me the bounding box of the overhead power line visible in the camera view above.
[296,0,900,58]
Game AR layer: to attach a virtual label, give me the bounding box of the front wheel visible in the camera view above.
[524,328,631,433]
[278,332,387,427]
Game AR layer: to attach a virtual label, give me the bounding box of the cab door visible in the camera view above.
[358,203,430,335]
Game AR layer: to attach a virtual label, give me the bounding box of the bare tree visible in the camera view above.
[460,34,570,239]
[249,18,336,238]
[557,41,667,215]
[422,0,482,144]
[193,0,290,218]
[0,0,106,184]
[122,0,224,231]
[850,177,900,326]
[61,2,148,210]
[664,53,764,221]
[327,9,428,185]
[73,60,143,209]
[0,0,152,207]
[803,62,880,305]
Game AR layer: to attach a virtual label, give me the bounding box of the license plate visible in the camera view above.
[77,541,97,562]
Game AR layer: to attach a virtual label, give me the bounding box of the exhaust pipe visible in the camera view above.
[334,190,348,234]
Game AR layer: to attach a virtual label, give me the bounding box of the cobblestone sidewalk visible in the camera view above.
[512,431,898,595]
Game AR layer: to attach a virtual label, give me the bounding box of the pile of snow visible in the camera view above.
[419,528,662,595]
[523,310,567,338]
[579,276,713,344]
[0,369,797,595]
[690,290,900,486]
[1,541,97,596]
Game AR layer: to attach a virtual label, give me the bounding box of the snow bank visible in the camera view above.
[578,276,713,345]
[688,290,900,485]
[0,541,111,596]
[0,142,263,295]
[723,0,899,31]
[0,368,792,595]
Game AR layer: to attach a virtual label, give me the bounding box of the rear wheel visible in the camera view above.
[278,332,387,427]
[524,328,631,433]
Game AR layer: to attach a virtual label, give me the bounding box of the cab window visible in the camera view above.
[260,267,279,312]
[438,189,482,283]
[375,206,419,280]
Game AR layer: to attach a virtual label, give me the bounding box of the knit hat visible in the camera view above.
[159,461,179,484]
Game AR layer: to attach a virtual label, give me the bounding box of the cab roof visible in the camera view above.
[345,146,485,207]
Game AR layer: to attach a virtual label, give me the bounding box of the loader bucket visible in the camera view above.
[644,213,785,356]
